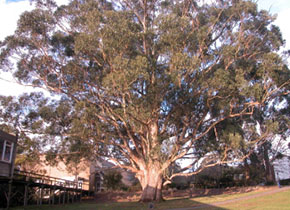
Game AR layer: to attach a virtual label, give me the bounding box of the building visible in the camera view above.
[0,130,17,178]
[19,156,136,193]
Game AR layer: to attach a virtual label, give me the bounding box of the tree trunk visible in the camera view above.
[137,121,164,202]
[243,158,250,185]
[263,145,276,183]
[138,166,163,202]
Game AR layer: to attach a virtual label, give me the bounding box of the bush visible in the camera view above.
[168,182,177,189]
[103,170,123,191]
[219,176,234,188]
[280,179,290,186]
[265,181,275,186]
[194,175,219,189]
[168,181,190,190]
[128,181,142,192]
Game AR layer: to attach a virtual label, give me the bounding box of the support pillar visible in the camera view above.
[52,187,55,205]
[63,189,66,204]
[58,190,61,205]
[40,185,43,205]
[6,179,13,209]
[24,184,28,206]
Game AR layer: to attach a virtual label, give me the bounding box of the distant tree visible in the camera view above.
[240,91,289,184]
[0,0,289,202]
[0,95,44,169]
[103,170,123,191]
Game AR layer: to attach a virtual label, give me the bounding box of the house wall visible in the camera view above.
[38,157,91,181]
[274,157,290,180]
[0,130,17,178]
[20,156,91,190]
[0,162,10,177]
[20,157,136,192]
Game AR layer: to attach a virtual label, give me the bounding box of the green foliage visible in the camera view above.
[168,181,190,190]
[195,174,220,189]
[103,170,123,191]
[127,181,142,192]
[280,178,290,186]
[0,0,288,201]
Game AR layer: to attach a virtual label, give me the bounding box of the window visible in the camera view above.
[0,140,14,163]
[0,140,3,159]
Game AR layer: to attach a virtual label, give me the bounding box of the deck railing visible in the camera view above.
[1,169,91,208]
[13,169,88,190]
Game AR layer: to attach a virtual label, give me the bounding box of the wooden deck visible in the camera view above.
[0,170,91,208]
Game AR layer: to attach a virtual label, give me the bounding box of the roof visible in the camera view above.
[0,130,17,143]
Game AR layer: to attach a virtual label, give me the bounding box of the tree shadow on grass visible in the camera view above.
[156,197,228,210]
[91,190,228,210]
[98,196,229,210]
[80,199,228,210]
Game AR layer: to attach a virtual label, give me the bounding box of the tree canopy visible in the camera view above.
[0,0,289,202]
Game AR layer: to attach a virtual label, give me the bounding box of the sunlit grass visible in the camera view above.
[218,189,290,210]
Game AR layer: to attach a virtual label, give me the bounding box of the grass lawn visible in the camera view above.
[218,189,290,210]
[11,187,290,210]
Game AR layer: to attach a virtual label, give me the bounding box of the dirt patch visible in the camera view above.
[92,186,275,203]
[93,191,142,202]
[162,186,271,198]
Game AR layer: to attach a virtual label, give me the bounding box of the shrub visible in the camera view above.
[103,170,123,191]
[128,181,142,192]
[280,178,290,186]
[195,175,218,189]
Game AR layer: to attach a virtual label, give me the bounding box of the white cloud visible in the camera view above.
[0,0,34,96]
[0,72,38,96]
[275,7,290,50]
[0,0,34,41]
[0,0,69,96]
[0,0,69,41]
[257,0,290,50]
[258,0,289,13]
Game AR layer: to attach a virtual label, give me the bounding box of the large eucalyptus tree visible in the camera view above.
[0,0,289,201]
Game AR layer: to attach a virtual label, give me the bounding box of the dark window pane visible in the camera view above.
[0,139,3,160]
[4,141,12,162]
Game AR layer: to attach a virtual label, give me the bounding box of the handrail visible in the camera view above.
[13,169,89,190]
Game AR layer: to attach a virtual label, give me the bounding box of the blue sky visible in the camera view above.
[258,0,290,13]
[6,0,25,2]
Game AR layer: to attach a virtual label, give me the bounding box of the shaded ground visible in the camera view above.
[93,191,142,202]
[93,185,278,203]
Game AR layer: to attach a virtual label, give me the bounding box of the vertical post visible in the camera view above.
[52,187,55,205]
[40,185,43,205]
[37,187,40,205]
[67,190,70,203]
[48,180,52,205]
[73,191,76,203]
[48,188,51,205]
[58,190,61,205]
[63,189,66,204]
[73,180,77,203]
[24,184,28,206]
[6,179,13,210]
[80,182,83,202]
